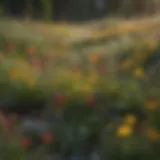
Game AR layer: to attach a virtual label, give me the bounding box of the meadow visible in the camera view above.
[0,17,159,159]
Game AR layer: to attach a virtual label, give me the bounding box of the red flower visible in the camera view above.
[148,98,156,105]
[22,136,32,146]
[87,96,95,104]
[72,67,80,74]
[55,95,65,104]
[41,133,54,144]
[98,65,106,73]
[28,47,36,56]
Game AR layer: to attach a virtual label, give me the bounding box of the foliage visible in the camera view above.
[0,28,159,159]
[0,113,26,160]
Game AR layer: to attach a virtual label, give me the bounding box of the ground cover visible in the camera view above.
[0,16,159,159]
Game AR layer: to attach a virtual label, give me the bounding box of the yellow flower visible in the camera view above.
[9,67,36,88]
[134,54,147,62]
[12,58,30,67]
[117,125,133,137]
[147,128,159,141]
[124,114,136,125]
[25,77,36,88]
[87,74,98,84]
[133,68,145,78]
[71,74,82,82]
[10,69,21,79]
[147,39,158,50]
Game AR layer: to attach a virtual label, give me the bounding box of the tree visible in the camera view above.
[41,0,53,21]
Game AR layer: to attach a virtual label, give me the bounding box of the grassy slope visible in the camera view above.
[0,16,160,43]
[0,15,160,61]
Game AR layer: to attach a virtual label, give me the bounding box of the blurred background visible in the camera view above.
[0,0,160,21]
[0,1,160,160]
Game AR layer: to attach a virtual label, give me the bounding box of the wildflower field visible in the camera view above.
[0,18,160,160]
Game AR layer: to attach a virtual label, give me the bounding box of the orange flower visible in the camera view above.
[22,136,32,146]
[147,128,159,141]
[133,68,145,78]
[89,54,100,63]
[9,69,20,80]
[28,47,36,56]
[41,133,54,144]
[72,67,80,75]
[147,98,158,110]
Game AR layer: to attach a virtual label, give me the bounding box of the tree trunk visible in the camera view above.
[41,0,53,21]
